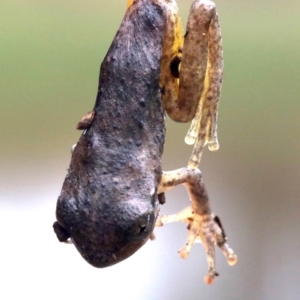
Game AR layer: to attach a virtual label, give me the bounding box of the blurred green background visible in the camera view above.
[1,0,300,299]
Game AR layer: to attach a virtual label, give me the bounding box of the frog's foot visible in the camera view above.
[156,207,237,284]
[149,232,156,241]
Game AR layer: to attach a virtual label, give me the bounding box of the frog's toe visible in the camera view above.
[208,139,219,151]
[178,248,189,259]
[156,206,194,227]
[149,232,156,240]
[194,213,237,283]
[219,242,238,266]
[204,270,219,285]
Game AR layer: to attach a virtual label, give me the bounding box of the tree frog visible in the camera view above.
[53,0,237,284]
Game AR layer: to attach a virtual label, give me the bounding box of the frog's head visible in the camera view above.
[54,196,158,267]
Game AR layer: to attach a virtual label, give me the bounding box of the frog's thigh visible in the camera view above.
[178,0,217,121]
[162,0,217,123]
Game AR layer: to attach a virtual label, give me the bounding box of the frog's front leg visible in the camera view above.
[160,0,223,168]
[156,168,237,284]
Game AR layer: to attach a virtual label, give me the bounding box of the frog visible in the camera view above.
[53,0,237,284]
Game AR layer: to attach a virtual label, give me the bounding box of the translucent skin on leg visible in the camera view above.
[157,168,237,284]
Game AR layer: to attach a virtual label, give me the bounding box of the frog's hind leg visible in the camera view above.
[159,0,224,168]
[184,0,224,168]
[156,168,237,284]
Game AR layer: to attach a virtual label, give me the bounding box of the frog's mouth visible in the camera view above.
[88,235,151,268]
[69,207,157,268]
[70,227,153,268]
[53,218,155,268]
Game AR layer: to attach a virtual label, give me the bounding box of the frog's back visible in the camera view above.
[93,0,167,158]
[55,0,167,267]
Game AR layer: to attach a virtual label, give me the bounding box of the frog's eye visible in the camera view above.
[53,221,70,242]
[127,213,154,240]
[170,55,181,78]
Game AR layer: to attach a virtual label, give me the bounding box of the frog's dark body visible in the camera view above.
[54,0,167,267]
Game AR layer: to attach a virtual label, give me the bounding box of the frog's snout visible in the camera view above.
[54,201,157,268]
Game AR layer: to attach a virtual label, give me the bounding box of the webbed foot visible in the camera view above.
[157,207,237,283]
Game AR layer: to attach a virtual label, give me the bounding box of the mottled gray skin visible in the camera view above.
[54,0,166,267]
